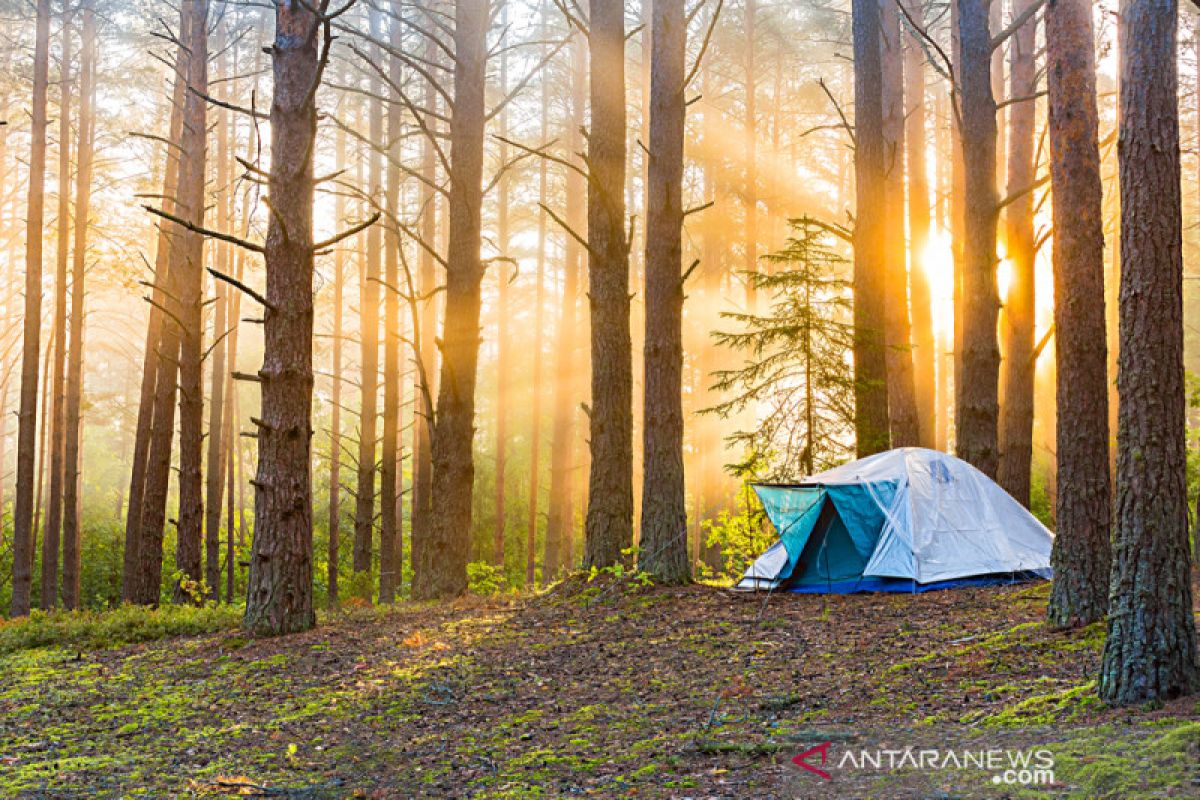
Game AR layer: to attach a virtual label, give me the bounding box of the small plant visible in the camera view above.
[586,547,653,587]
[702,485,771,579]
[467,561,507,595]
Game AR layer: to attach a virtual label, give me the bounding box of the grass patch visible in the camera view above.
[0,603,243,654]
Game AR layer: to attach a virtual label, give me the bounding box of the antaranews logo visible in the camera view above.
[789,741,1055,787]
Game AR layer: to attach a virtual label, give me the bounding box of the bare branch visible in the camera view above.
[144,205,265,254]
[208,267,275,312]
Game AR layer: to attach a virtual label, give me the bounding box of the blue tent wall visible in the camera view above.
[753,482,900,589]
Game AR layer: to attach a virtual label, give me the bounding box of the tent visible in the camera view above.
[736,448,1053,593]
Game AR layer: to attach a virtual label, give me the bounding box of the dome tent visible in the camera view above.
[736,448,1053,593]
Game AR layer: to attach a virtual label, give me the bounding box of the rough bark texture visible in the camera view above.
[172,0,209,605]
[11,0,52,616]
[494,88,510,570]
[583,0,634,569]
[880,0,919,449]
[61,4,95,611]
[43,7,71,610]
[852,0,890,457]
[123,41,187,604]
[132,5,204,606]
[242,0,323,637]
[996,0,1038,505]
[379,13,403,604]
[354,6,384,599]
[413,2,487,600]
[1044,0,1110,628]
[328,117,347,609]
[544,36,587,580]
[954,0,1000,477]
[1099,0,1200,705]
[205,33,231,603]
[902,0,935,448]
[409,30,440,593]
[639,0,690,584]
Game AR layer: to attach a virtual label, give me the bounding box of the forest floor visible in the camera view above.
[1,577,1198,799]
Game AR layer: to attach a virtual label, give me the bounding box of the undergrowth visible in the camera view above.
[0,603,242,654]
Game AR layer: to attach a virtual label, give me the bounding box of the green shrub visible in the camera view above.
[702,486,772,579]
[467,561,507,596]
[0,603,243,655]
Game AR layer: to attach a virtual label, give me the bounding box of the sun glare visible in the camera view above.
[920,229,956,339]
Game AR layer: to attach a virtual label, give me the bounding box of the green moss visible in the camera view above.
[968,680,1100,726]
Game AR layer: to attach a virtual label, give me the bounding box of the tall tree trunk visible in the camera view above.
[409,30,440,592]
[242,0,324,637]
[43,6,71,610]
[527,41,549,587]
[743,0,757,312]
[205,32,231,603]
[852,0,890,457]
[494,43,510,570]
[544,35,587,581]
[639,0,689,584]
[123,40,188,604]
[996,0,1038,504]
[583,0,634,569]
[354,7,384,600]
[1098,0,1200,705]
[11,0,53,616]
[327,116,347,608]
[413,1,488,600]
[172,0,209,605]
[903,0,935,448]
[133,4,205,606]
[950,0,964,451]
[61,3,95,611]
[954,0,1000,476]
[379,14,403,604]
[1044,0,1110,628]
[880,0,919,448]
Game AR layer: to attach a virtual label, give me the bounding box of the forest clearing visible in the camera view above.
[0,579,1197,798]
[2,0,1200,796]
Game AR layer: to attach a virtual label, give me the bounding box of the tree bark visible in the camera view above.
[1044,0,1110,628]
[583,0,634,569]
[880,0,919,448]
[123,35,188,604]
[354,5,384,600]
[996,0,1038,505]
[527,44,550,586]
[413,1,488,600]
[379,12,403,603]
[494,38,510,570]
[1098,0,1200,705]
[327,111,347,609]
[242,0,324,637]
[954,0,1000,477]
[43,6,72,610]
[639,0,690,585]
[852,0,890,457]
[61,3,95,611]
[205,28,232,603]
[409,29,440,593]
[903,0,935,448]
[11,0,53,616]
[544,35,587,581]
[172,0,209,605]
